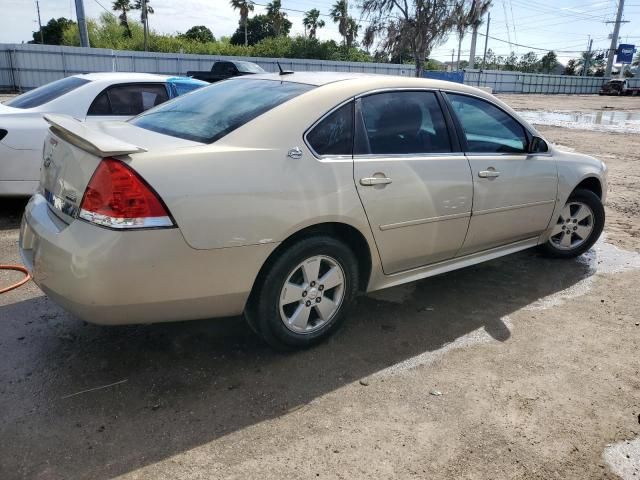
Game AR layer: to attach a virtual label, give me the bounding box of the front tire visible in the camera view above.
[540,188,604,258]
[246,236,359,350]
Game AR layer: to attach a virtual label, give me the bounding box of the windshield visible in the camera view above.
[131,78,314,143]
[235,61,266,74]
[5,76,91,109]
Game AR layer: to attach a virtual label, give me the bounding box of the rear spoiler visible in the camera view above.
[43,114,147,157]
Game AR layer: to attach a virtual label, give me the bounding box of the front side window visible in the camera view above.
[448,93,527,154]
[356,91,452,155]
[131,78,314,143]
[5,76,90,109]
[88,84,169,116]
[306,102,353,156]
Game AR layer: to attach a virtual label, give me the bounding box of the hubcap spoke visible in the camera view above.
[288,304,311,330]
[315,297,337,321]
[550,222,565,236]
[574,205,592,222]
[560,231,573,247]
[319,267,343,291]
[281,282,305,305]
[301,258,321,284]
[574,224,592,240]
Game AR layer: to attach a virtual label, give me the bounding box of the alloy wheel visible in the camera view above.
[278,255,346,334]
[549,201,595,251]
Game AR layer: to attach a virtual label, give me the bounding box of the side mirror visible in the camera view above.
[529,136,548,154]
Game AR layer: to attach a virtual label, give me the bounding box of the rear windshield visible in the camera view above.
[5,76,90,109]
[131,78,314,143]
[235,61,266,74]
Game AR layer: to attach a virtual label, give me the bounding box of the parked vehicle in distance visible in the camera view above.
[20,73,607,350]
[186,60,266,83]
[599,78,640,96]
[0,73,207,196]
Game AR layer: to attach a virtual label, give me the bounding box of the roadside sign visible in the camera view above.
[617,44,636,64]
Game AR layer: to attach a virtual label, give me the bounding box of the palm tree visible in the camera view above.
[330,0,348,46]
[266,0,287,36]
[134,0,154,23]
[452,1,472,70]
[303,8,325,39]
[230,0,255,47]
[112,0,133,37]
[467,0,491,68]
[345,17,358,48]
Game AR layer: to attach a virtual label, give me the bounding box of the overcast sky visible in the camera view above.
[2,0,640,64]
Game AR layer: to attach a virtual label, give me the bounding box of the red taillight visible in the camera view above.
[79,158,174,229]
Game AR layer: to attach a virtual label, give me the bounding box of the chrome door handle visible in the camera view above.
[478,170,500,178]
[360,177,393,186]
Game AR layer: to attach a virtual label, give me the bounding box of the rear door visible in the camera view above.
[352,90,473,274]
[85,83,169,122]
[444,93,558,255]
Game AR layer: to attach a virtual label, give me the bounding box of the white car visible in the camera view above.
[0,72,206,196]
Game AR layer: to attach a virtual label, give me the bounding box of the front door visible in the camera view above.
[353,91,473,274]
[445,93,558,255]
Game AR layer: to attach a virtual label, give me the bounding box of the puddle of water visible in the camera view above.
[519,110,640,133]
[604,437,640,480]
[372,238,640,377]
[526,238,640,310]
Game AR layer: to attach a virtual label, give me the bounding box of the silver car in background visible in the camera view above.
[20,73,607,349]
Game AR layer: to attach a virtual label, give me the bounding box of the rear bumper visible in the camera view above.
[20,194,278,325]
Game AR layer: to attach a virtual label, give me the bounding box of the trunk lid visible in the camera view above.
[40,114,198,224]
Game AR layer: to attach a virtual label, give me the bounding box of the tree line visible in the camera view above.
[29,0,628,77]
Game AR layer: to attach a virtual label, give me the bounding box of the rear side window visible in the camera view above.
[306,102,353,156]
[88,84,169,116]
[5,76,90,109]
[447,94,527,154]
[356,91,452,155]
[131,79,315,144]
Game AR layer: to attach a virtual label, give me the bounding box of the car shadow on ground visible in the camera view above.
[0,197,27,231]
[0,247,594,479]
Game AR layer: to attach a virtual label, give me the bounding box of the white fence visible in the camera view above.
[464,70,640,94]
[0,43,413,91]
[2,43,637,94]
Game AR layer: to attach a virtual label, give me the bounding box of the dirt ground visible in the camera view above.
[1,94,640,480]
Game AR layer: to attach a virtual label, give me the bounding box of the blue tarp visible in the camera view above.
[422,71,465,84]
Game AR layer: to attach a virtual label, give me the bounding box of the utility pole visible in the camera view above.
[468,0,479,68]
[583,37,593,76]
[451,49,455,71]
[142,0,149,51]
[481,12,491,70]
[605,0,627,77]
[35,1,44,44]
[74,0,90,48]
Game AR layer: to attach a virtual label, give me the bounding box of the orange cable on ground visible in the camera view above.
[0,265,31,294]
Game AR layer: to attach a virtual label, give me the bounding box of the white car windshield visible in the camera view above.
[5,76,91,109]
[131,78,314,144]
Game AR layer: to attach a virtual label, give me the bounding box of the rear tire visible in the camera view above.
[540,188,604,258]
[245,236,359,350]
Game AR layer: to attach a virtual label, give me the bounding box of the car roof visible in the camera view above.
[75,72,173,82]
[239,71,491,96]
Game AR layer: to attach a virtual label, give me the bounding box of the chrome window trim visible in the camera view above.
[441,89,541,151]
[354,152,466,161]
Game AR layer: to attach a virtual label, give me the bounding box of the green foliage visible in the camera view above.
[61,13,371,62]
[31,17,76,45]
[181,26,215,43]
[564,59,578,76]
[229,14,292,46]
